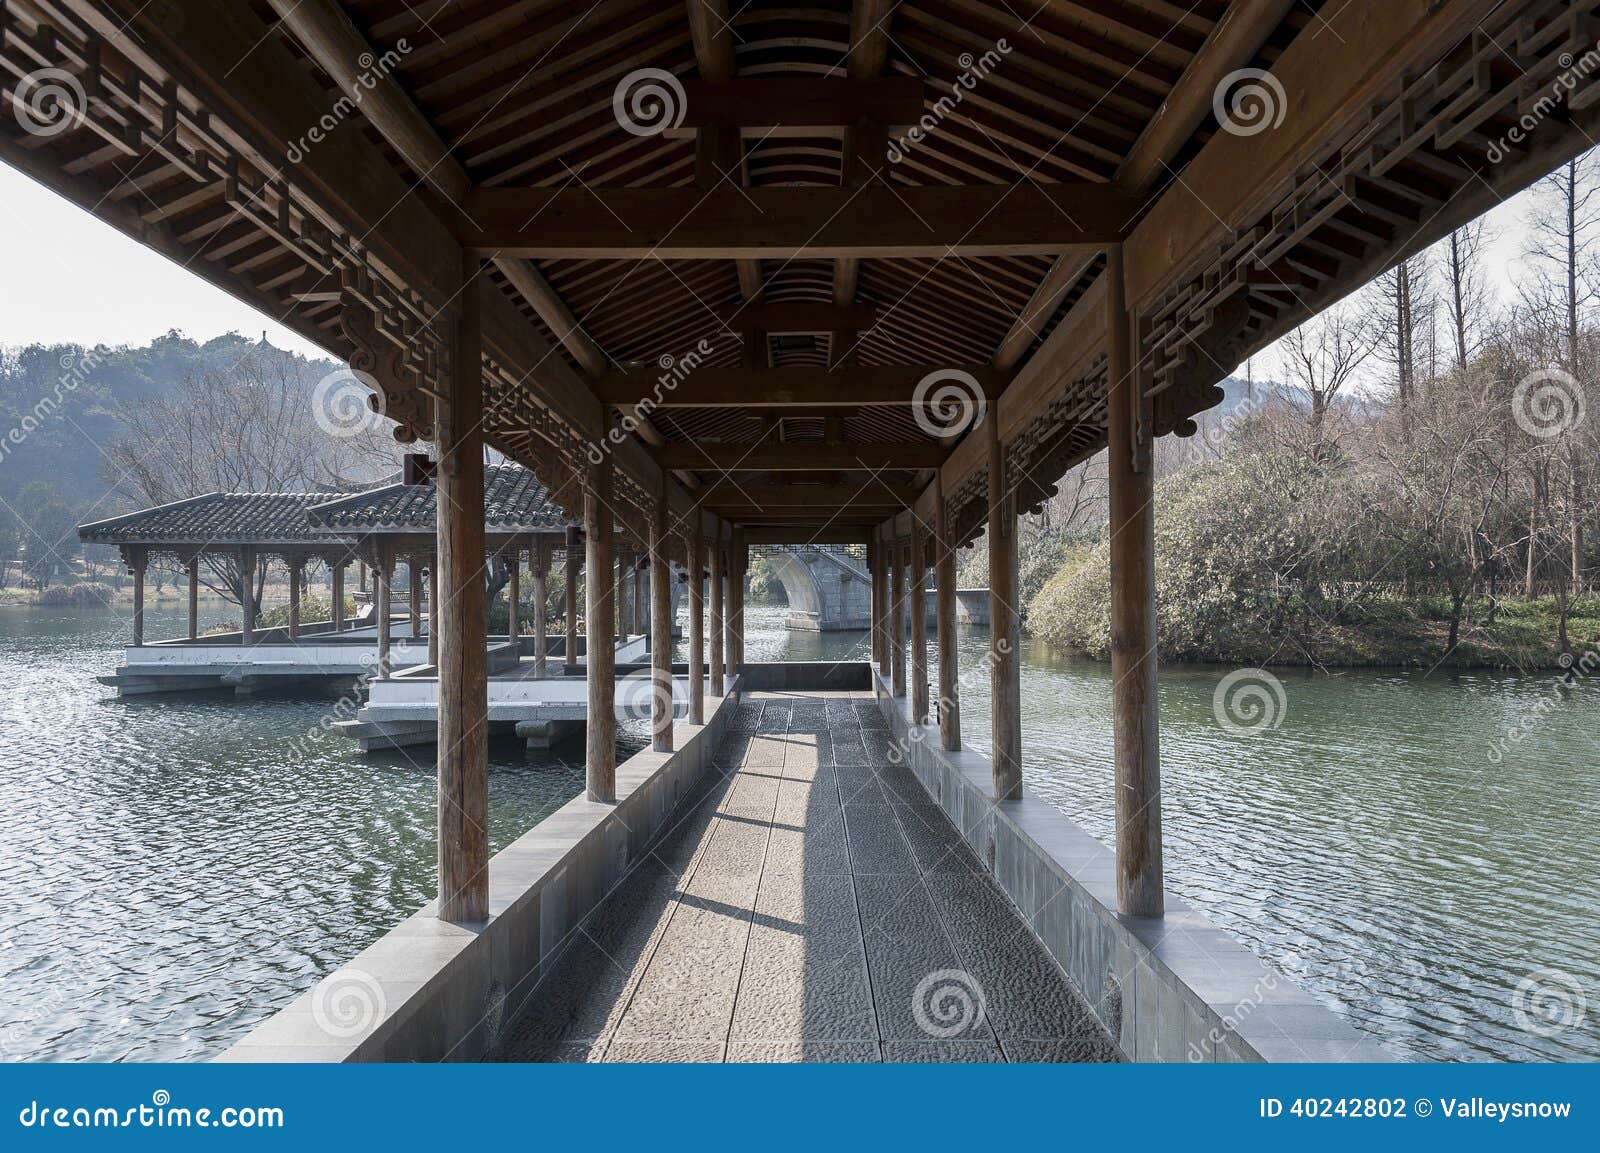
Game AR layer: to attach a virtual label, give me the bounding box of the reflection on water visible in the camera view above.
[2,600,1595,1061]
[0,603,632,1062]
[733,603,1599,1063]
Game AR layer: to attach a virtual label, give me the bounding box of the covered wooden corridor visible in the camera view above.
[9,0,1594,1061]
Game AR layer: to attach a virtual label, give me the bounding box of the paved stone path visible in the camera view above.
[494,691,1119,1062]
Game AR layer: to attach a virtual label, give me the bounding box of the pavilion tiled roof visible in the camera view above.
[77,492,349,546]
[77,465,572,549]
[306,463,571,534]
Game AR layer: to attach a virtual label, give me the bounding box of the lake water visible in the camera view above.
[1,601,1595,1061]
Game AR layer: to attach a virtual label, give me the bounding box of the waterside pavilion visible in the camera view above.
[14,0,1592,1061]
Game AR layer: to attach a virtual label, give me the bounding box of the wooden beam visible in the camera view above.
[599,365,1003,408]
[741,526,874,546]
[1105,246,1162,917]
[673,78,925,130]
[262,0,608,377]
[657,442,945,470]
[436,259,489,924]
[686,0,734,83]
[458,185,1130,259]
[721,301,879,333]
[699,482,919,508]
[1116,1,1298,193]
[993,252,1098,372]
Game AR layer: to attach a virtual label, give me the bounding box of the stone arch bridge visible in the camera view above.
[757,545,988,632]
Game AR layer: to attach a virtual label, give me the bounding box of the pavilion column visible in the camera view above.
[935,486,961,751]
[874,538,889,679]
[331,561,345,632]
[428,562,440,666]
[565,526,580,670]
[729,529,745,672]
[531,539,548,674]
[650,486,673,753]
[507,543,521,645]
[709,535,725,695]
[988,400,1022,800]
[634,561,647,636]
[130,547,146,647]
[1106,244,1163,917]
[409,559,423,638]
[910,520,929,723]
[869,539,883,672]
[890,540,906,697]
[585,457,617,801]
[358,561,368,594]
[186,553,199,641]
[615,547,628,640]
[240,547,255,646]
[435,256,489,923]
[375,543,392,678]
[688,516,705,724]
[288,559,302,640]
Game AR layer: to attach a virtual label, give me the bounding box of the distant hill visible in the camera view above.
[0,330,341,513]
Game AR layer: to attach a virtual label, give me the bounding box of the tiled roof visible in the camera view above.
[307,463,571,533]
[77,492,350,545]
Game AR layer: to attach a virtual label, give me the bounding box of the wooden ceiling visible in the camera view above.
[4,0,1597,548]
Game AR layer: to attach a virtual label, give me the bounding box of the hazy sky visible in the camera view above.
[0,157,1552,374]
[0,163,329,359]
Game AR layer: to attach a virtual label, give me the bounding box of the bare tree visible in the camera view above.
[1442,219,1492,370]
[1275,300,1383,460]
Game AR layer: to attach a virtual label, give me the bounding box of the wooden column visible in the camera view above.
[240,547,255,646]
[630,556,643,633]
[532,538,548,674]
[331,561,345,632]
[910,521,929,722]
[186,553,199,641]
[506,544,521,645]
[935,488,961,751]
[890,541,906,697]
[615,547,628,640]
[409,559,423,638]
[874,538,889,679]
[436,258,489,923]
[1105,244,1163,917]
[358,560,367,594]
[375,543,392,678]
[428,562,440,666]
[585,458,617,801]
[988,403,1022,800]
[130,547,146,646]
[688,516,705,724]
[709,534,725,695]
[288,559,302,640]
[564,526,580,670]
[650,488,673,752]
[729,529,745,671]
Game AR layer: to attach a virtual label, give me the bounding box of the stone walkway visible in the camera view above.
[493,690,1119,1062]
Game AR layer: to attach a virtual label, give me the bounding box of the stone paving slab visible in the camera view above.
[493,690,1118,1063]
